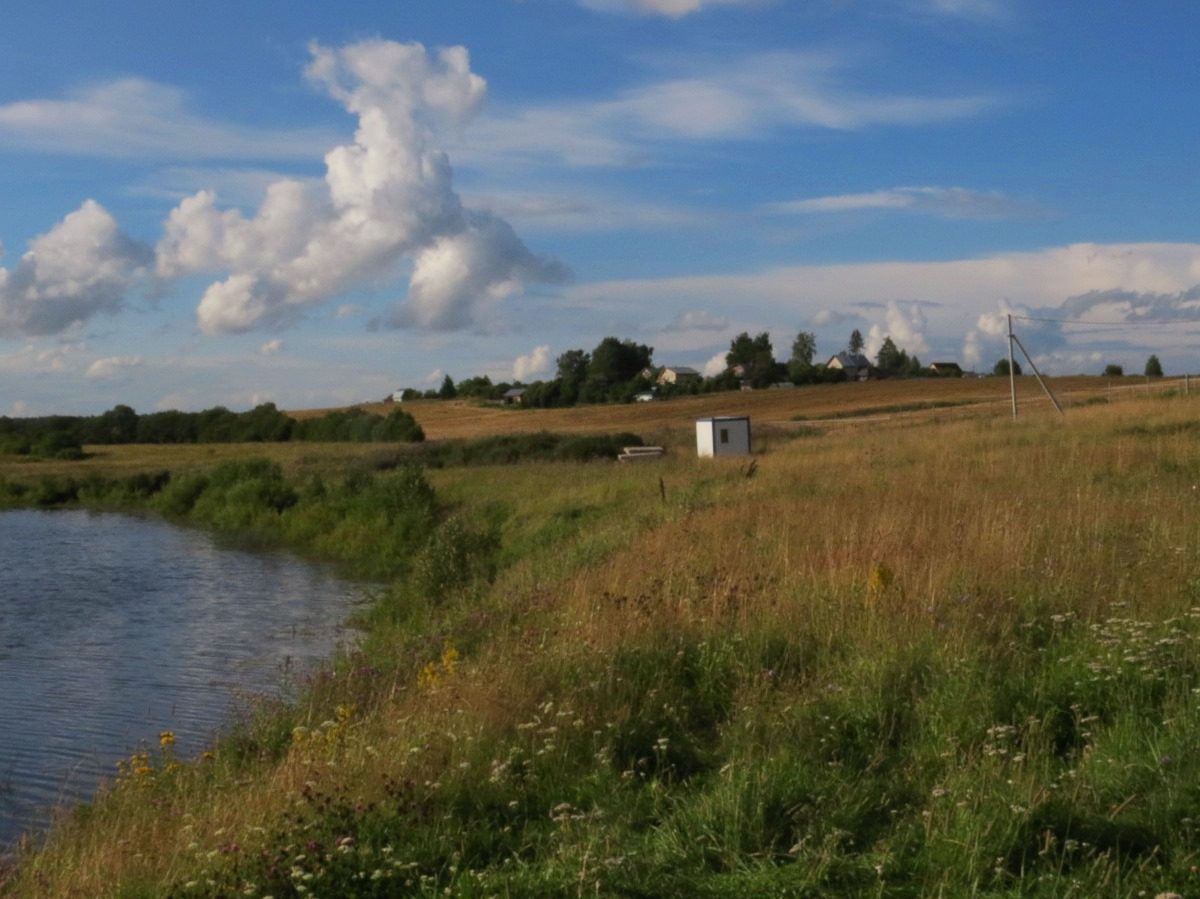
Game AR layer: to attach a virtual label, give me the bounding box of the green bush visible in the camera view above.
[404,431,642,468]
[412,517,500,601]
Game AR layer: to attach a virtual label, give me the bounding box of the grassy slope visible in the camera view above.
[4,382,1200,896]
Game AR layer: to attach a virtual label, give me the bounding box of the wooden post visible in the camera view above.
[1008,313,1018,419]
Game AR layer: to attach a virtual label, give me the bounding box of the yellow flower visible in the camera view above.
[159,730,176,749]
[867,563,895,603]
[417,661,439,689]
[441,643,459,674]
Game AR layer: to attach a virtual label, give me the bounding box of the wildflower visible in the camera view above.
[159,730,176,749]
[867,563,895,603]
[441,642,459,673]
[417,661,439,689]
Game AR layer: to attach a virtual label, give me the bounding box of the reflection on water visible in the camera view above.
[0,509,367,847]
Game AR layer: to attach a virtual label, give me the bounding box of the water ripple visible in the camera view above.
[0,509,367,846]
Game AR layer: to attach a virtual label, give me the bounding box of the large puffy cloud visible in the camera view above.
[156,40,565,336]
[0,200,151,337]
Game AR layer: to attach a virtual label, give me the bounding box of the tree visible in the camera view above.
[875,337,919,377]
[790,331,816,367]
[725,332,773,370]
[725,332,778,387]
[1145,354,1164,377]
[1103,363,1124,377]
[90,404,139,444]
[556,349,590,404]
[455,375,494,399]
[789,331,818,383]
[849,329,864,354]
[438,375,458,399]
[993,358,1022,376]
[584,337,653,401]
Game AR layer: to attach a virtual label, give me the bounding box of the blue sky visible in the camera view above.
[1,1,1198,414]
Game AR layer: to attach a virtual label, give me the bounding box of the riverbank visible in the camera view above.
[4,389,1200,896]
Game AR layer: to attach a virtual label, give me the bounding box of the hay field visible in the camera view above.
[298,374,1137,441]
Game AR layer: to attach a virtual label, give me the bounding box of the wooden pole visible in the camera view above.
[1008,313,1018,419]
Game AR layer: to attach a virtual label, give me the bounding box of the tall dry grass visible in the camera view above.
[7,388,1200,896]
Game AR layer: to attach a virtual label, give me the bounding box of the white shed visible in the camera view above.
[696,416,751,457]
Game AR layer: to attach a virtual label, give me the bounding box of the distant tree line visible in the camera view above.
[0,403,424,458]
[402,327,971,411]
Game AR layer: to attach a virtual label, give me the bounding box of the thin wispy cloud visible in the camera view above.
[911,0,1012,23]
[668,309,729,331]
[465,51,997,168]
[767,186,1047,220]
[0,79,336,161]
[127,167,318,207]
[465,189,703,233]
[576,0,765,17]
[85,354,142,380]
[567,241,1200,368]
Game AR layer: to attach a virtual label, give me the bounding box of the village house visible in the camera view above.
[928,362,963,377]
[826,351,872,381]
[502,387,526,405]
[656,365,702,386]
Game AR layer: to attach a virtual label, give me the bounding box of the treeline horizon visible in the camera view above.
[411,328,960,409]
[0,402,424,458]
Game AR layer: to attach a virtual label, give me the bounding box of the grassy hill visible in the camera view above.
[4,379,1200,897]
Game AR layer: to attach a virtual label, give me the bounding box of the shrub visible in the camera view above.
[413,517,500,601]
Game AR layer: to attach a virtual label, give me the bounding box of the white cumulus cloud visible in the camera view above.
[154,39,566,336]
[0,200,151,337]
[513,344,552,381]
[865,301,929,359]
[260,339,283,356]
[702,350,728,376]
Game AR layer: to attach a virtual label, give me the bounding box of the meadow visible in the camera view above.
[2,378,1200,897]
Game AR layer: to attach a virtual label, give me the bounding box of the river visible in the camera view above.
[0,509,368,847]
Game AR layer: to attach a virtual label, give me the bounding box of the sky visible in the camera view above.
[1,1,1198,415]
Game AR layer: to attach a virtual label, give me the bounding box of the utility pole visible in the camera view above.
[1008,313,1018,419]
[1011,333,1064,416]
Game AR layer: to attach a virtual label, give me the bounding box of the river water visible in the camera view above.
[0,509,368,847]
